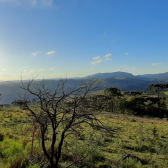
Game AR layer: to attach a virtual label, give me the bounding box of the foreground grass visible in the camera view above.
[1,107,168,167]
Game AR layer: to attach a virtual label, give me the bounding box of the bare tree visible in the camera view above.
[20,78,116,168]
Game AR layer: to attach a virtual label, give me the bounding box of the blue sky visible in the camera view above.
[0,0,168,80]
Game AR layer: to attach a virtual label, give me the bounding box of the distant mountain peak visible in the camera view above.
[83,71,134,79]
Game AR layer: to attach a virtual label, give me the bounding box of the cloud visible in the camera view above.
[93,56,100,60]
[90,60,102,64]
[104,33,106,35]
[105,53,111,58]
[29,69,36,72]
[132,67,135,69]
[31,52,39,56]
[152,63,162,66]
[0,73,10,77]
[47,51,55,55]
[49,67,54,70]
[118,68,123,71]
[39,69,45,71]
[105,57,111,61]
[3,69,7,71]
[125,53,128,55]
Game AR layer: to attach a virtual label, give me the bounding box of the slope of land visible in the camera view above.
[1,107,168,167]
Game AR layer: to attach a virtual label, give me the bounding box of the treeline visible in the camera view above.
[73,84,168,118]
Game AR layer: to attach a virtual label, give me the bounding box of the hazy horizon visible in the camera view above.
[0,0,168,80]
[0,70,168,82]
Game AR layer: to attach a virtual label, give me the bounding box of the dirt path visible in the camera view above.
[98,113,168,124]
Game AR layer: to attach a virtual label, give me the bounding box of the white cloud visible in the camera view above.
[93,56,100,60]
[118,68,123,71]
[133,67,135,69]
[3,69,7,71]
[90,60,102,64]
[39,69,45,71]
[49,67,54,70]
[47,51,55,55]
[106,57,111,61]
[105,53,111,58]
[31,52,39,56]
[30,69,36,72]
[152,62,162,66]
[0,73,10,77]
[125,53,128,55]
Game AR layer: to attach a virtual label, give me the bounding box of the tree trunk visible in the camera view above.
[55,131,65,167]
[50,129,56,167]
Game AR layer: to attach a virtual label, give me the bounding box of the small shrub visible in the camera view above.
[1,140,24,158]
[152,125,159,138]
[120,157,142,168]
[9,156,29,168]
[9,157,23,168]
[0,132,4,141]
[22,139,29,148]
[104,136,113,142]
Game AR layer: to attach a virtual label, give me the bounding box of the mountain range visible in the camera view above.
[1,71,168,104]
[83,71,168,80]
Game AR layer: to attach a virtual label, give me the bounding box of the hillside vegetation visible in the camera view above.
[1,80,168,167]
[1,107,168,167]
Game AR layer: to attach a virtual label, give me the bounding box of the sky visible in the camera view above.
[0,0,168,80]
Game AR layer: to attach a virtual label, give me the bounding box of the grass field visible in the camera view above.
[90,90,105,95]
[164,91,168,95]
[1,107,168,167]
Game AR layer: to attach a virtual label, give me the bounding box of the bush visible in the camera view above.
[0,132,4,141]
[120,157,142,168]
[9,156,30,168]
[1,139,24,158]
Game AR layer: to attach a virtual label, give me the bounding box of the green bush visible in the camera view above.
[1,139,24,158]
[120,157,142,168]
[0,132,4,141]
